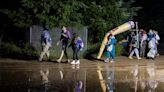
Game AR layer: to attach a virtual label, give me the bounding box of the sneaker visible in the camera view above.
[104,59,109,63]
[110,60,114,63]
[67,59,70,63]
[71,60,76,64]
[128,56,133,59]
[137,57,142,60]
[57,59,61,63]
[75,60,80,64]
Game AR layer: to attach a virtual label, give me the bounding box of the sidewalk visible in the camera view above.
[0,56,164,69]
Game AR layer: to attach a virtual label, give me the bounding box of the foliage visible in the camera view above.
[0,43,38,59]
[1,0,140,43]
[83,43,101,59]
[84,42,125,59]
[84,0,140,43]
[115,44,125,56]
[0,0,140,57]
[0,0,87,28]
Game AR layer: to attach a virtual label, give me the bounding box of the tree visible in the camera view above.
[1,0,140,43]
[84,0,140,43]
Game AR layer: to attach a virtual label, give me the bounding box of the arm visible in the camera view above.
[67,31,71,39]
[61,31,70,39]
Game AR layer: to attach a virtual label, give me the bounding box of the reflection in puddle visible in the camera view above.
[0,66,86,92]
[105,64,114,92]
[40,68,49,84]
[97,64,114,92]
[1,63,164,92]
[147,64,158,92]
[130,65,138,92]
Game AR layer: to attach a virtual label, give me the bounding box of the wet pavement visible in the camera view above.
[0,56,164,92]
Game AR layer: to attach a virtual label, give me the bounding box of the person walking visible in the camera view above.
[147,33,158,59]
[39,26,52,61]
[57,26,71,63]
[140,30,147,57]
[70,33,84,65]
[128,32,141,60]
[154,30,160,56]
[104,34,116,63]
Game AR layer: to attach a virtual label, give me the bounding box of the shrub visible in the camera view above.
[83,43,125,59]
[115,44,125,56]
[83,43,101,59]
[0,43,21,57]
[0,43,38,59]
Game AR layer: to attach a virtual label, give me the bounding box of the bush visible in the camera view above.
[115,44,125,56]
[83,43,101,59]
[83,43,125,59]
[0,43,38,59]
[0,43,21,57]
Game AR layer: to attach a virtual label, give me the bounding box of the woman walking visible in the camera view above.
[70,33,84,65]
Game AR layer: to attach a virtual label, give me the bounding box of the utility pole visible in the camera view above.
[135,22,139,48]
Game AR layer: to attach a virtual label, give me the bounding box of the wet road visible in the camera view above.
[0,56,164,92]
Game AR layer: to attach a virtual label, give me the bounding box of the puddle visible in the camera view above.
[0,63,164,92]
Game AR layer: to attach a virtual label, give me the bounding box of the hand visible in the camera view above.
[62,33,67,37]
[118,41,122,44]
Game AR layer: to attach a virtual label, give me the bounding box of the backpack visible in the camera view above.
[76,37,84,51]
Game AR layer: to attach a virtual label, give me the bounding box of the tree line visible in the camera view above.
[1,0,140,43]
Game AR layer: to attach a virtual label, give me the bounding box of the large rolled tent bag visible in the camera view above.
[97,21,135,59]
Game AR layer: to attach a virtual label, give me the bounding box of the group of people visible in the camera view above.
[127,29,160,60]
[38,26,160,64]
[38,26,84,65]
[104,29,160,63]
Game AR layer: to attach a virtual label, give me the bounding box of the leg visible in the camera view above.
[75,48,80,64]
[110,49,115,62]
[64,46,70,62]
[140,46,143,57]
[129,45,132,53]
[156,45,159,56]
[142,44,146,57]
[39,45,48,61]
[105,51,111,62]
[134,48,141,59]
[140,46,142,57]
[141,41,147,57]
[147,48,152,58]
[57,50,64,62]
[73,48,76,60]
[45,45,50,60]
[57,44,65,62]
[129,48,135,57]
[155,46,158,57]
[75,48,79,60]
[71,47,76,64]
